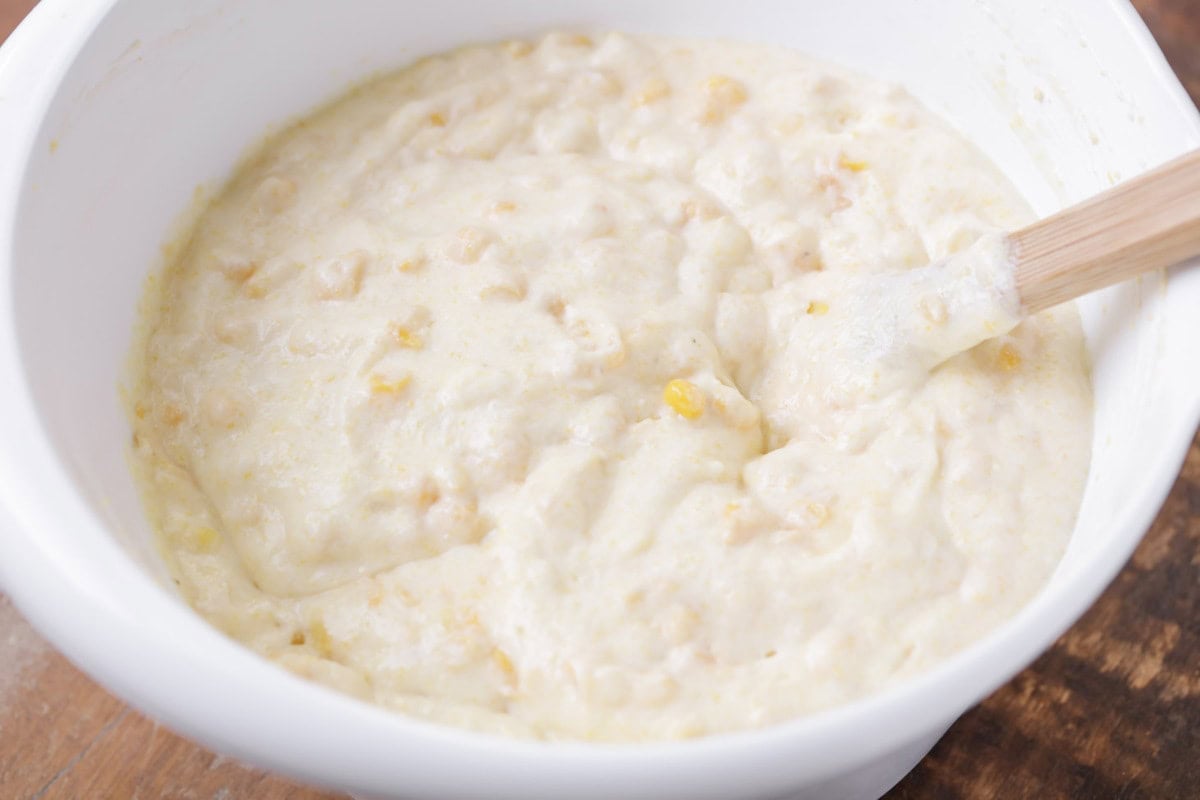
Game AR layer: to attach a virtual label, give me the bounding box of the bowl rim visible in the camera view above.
[0,0,1198,797]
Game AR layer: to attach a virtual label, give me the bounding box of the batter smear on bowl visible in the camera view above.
[128,31,1092,740]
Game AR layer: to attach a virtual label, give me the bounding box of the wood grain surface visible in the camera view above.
[1,1,1198,798]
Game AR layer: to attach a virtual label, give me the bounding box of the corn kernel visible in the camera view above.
[390,324,423,350]
[566,33,594,47]
[997,343,1022,371]
[290,631,306,646]
[395,252,427,273]
[415,479,440,509]
[161,402,185,426]
[837,154,868,172]
[243,277,270,300]
[704,75,748,106]
[699,76,749,124]
[806,502,830,526]
[213,253,257,283]
[504,40,533,58]
[308,618,334,658]
[370,374,412,395]
[664,379,705,420]
[184,525,221,554]
[479,279,526,303]
[492,648,517,683]
[428,112,447,127]
[806,300,829,316]
[492,200,517,214]
[632,76,672,107]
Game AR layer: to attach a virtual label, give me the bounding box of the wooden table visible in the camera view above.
[2,1,1197,797]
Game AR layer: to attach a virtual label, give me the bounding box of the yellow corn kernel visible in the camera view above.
[161,402,186,426]
[243,279,270,300]
[213,253,257,283]
[504,40,534,58]
[395,252,426,273]
[390,324,423,350]
[415,480,440,509]
[704,75,748,106]
[181,525,221,554]
[699,76,748,124]
[370,374,412,395]
[492,648,517,683]
[997,343,1022,371]
[479,279,526,303]
[428,112,447,127]
[290,631,306,646]
[806,502,830,526]
[567,33,594,47]
[632,76,672,107]
[837,154,868,172]
[492,200,517,214]
[664,379,705,420]
[806,300,829,316]
[308,618,334,658]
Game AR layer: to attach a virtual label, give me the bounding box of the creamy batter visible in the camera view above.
[129,31,1092,740]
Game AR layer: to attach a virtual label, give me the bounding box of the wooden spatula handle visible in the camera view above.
[1012,149,1200,314]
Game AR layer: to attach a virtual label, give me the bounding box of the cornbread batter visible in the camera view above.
[129,31,1091,740]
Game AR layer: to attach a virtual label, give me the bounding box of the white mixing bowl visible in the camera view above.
[1,1,1198,798]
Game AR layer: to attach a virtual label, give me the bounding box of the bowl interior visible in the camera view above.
[3,0,1200,794]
